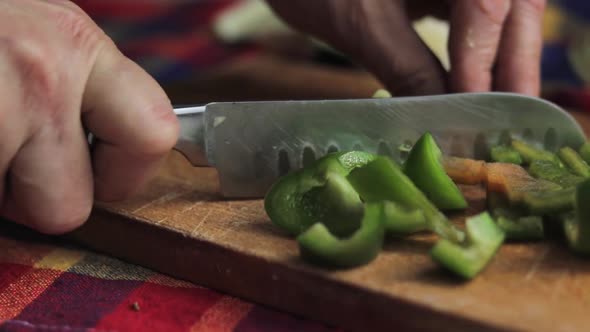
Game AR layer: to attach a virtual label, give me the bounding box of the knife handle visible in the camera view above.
[173,105,209,166]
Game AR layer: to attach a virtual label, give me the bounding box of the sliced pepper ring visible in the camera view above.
[511,139,562,166]
[431,212,505,279]
[297,202,386,268]
[558,146,590,178]
[264,151,376,236]
[382,202,426,234]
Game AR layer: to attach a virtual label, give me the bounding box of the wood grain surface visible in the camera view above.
[68,57,590,332]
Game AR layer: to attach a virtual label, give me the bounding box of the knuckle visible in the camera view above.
[52,5,104,48]
[0,37,60,107]
[519,0,547,16]
[452,68,491,92]
[336,0,385,58]
[345,1,371,34]
[473,0,511,25]
[387,62,444,95]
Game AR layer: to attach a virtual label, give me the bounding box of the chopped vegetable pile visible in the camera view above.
[264,131,590,280]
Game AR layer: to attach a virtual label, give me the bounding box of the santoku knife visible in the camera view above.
[173,92,586,198]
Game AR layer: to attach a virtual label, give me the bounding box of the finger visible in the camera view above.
[448,0,511,92]
[359,2,447,95]
[0,58,29,206]
[0,111,25,207]
[0,118,23,210]
[267,1,447,95]
[494,0,545,95]
[0,41,90,234]
[82,41,179,202]
[5,119,93,234]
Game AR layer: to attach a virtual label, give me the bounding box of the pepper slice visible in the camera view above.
[528,160,584,188]
[558,147,590,178]
[264,151,376,236]
[348,156,464,242]
[297,202,386,268]
[490,145,523,165]
[563,179,590,255]
[496,216,544,241]
[403,132,468,210]
[522,187,576,215]
[487,192,544,240]
[301,172,364,237]
[579,142,590,165]
[485,161,574,216]
[382,201,426,234]
[431,212,505,279]
[511,139,562,165]
[372,89,392,98]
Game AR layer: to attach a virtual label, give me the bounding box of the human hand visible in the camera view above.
[267,0,545,96]
[0,0,178,234]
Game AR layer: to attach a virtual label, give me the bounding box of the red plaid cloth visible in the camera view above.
[0,223,340,331]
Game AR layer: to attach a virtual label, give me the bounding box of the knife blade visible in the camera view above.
[173,92,586,198]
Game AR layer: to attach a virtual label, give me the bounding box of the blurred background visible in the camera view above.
[73,0,590,111]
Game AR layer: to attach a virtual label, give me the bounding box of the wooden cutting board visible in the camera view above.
[66,56,590,332]
[66,116,590,332]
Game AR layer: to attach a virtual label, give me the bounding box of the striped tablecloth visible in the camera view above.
[0,223,339,331]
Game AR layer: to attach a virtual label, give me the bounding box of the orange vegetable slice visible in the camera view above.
[442,157,487,185]
[485,162,560,202]
[443,156,561,203]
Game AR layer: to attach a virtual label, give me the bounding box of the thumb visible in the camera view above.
[82,40,179,202]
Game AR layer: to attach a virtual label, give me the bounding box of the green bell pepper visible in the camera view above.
[528,160,584,188]
[579,142,590,165]
[522,187,576,216]
[511,139,562,166]
[372,89,392,98]
[496,215,544,241]
[487,192,544,240]
[403,132,468,210]
[264,151,376,236]
[347,156,465,242]
[563,179,590,255]
[382,201,426,234]
[297,202,386,268]
[300,172,365,237]
[431,212,505,279]
[558,146,590,178]
[490,145,523,165]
